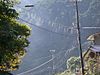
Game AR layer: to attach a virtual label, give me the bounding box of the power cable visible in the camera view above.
[82,27,100,29]
[16,5,78,36]
[18,18,67,36]
[16,5,68,36]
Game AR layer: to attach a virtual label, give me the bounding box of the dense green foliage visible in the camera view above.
[0,0,31,71]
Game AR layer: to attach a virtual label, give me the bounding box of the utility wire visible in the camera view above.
[16,5,71,36]
[18,18,67,36]
[16,6,67,36]
[16,5,77,36]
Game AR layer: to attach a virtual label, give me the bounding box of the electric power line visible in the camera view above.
[16,5,68,36]
[82,27,100,29]
[18,18,67,36]
[17,4,100,38]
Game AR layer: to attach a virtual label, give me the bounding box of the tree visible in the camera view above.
[67,56,81,72]
[0,0,31,72]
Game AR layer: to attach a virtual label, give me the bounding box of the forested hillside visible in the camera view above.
[13,0,100,74]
